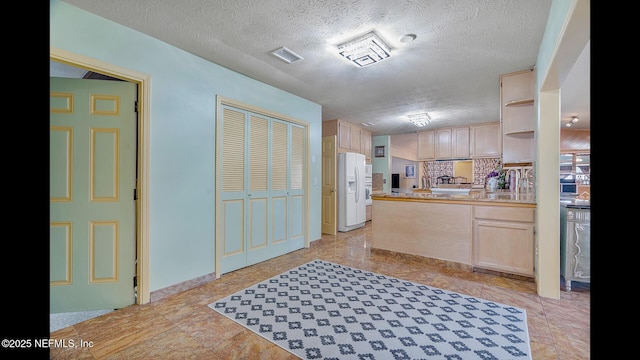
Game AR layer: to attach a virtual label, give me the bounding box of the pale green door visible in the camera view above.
[50,77,137,313]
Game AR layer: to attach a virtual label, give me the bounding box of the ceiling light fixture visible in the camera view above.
[408,113,431,127]
[565,116,579,127]
[399,34,417,43]
[270,47,304,64]
[337,31,391,67]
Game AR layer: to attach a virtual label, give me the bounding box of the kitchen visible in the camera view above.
[324,64,590,290]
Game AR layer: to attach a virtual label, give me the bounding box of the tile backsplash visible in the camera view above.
[421,158,500,186]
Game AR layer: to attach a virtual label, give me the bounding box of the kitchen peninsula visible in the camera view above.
[371,191,536,277]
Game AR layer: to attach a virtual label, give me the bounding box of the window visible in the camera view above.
[560,153,589,184]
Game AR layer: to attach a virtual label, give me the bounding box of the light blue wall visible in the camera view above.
[371,136,391,193]
[50,0,323,291]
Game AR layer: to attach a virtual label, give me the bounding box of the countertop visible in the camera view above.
[560,196,590,209]
[372,190,536,205]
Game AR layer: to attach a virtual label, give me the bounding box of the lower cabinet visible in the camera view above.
[472,205,535,277]
[366,204,372,221]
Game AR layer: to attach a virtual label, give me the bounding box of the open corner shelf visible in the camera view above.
[504,99,534,107]
[504,130,534,136]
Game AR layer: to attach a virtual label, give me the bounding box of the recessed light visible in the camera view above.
[400,34,417,43]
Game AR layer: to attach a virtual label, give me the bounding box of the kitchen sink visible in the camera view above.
[430,188,471,195]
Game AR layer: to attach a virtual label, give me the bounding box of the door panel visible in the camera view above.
[269,120,289,256]
[50,77,137,313]
[247,113,270,265]
[220,107,247,273]
[289,125,306,249]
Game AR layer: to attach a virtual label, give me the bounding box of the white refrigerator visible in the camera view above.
[338,152,366,232]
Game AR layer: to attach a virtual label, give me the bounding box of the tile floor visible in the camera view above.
[50,222,590,359]
[50,310,114,333]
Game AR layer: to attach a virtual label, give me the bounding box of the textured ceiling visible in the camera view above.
[58,0,589,135]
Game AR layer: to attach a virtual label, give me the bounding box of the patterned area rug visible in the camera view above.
[209,259,532,359]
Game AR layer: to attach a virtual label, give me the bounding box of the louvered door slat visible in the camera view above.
[222,108,245,192]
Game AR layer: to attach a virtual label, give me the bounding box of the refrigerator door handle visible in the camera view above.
[354,165,359,203]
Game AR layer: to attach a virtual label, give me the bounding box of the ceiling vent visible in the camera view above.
[270,47,304,64]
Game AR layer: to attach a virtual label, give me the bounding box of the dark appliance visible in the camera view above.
[391,173,400,191]
[560,178,577,195]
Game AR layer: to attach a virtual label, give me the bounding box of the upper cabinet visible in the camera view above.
[417,130,436,160]
[430,126,470,160]
[452,126,470,158]
[323,119,372,162]
[435,128,452,159]
[500,69,536,164]
[349,124,361,152]
[361,130,372,163]
[470,122,501,158]
[418,127,470,160]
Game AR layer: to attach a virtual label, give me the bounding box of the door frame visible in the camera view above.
[50,47,151,305]
[321,135,337,235]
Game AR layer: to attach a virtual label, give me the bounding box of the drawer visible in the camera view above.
[473,205,534,223]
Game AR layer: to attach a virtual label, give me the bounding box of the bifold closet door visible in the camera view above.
[218,105,306,275]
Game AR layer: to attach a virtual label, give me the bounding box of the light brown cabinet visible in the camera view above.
[452,126,470,158]
[350,124,361,152]
[500,69,536,164]
[435,128,452,159]
[472,205,535,277]
[433,126,469,159]
[417,130,436,160]
[323,119,372,161]
[470,122,501,158]
[373,200,472,265]
[361,130,372,163]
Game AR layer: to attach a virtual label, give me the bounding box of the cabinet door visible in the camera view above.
[417,130,436,160]
[350,125,361,152]
[470,123,501,158]
[436,128,452,159]
[338,121,351,151]
[361,129,372,162]
[473,219,534,276]
[452,127,470,158]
